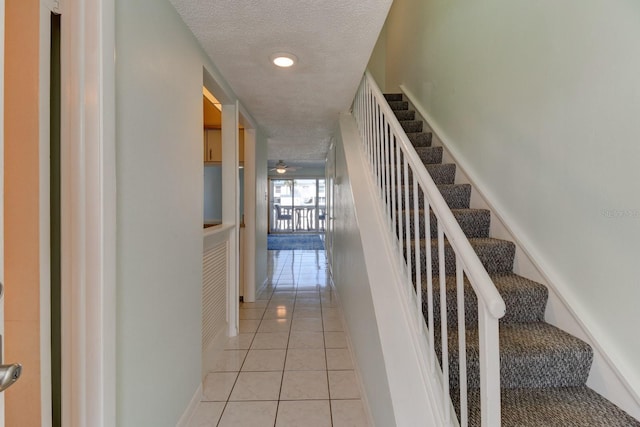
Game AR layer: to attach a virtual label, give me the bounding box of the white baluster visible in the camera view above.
[403,158,412,280]
[457,260,468,427]
[438,224,449,423]
[413,176,421,323]
[478,304,501,427]
[425,199,435,372]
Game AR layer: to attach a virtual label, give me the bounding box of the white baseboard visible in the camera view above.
[326,277,376,427]
[176,383,202,427]
[400,84,640,420]
[337,113,443,425]
[256,277,268,298]
[203,325,231,378]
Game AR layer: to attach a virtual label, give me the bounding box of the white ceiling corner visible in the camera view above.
[168,0,392,165]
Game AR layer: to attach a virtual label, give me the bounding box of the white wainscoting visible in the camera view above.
[202,225,235,377]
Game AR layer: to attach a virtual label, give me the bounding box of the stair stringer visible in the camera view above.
[338,113,459,426]
[399,84,640,420]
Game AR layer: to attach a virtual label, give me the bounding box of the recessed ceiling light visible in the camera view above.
[271,53,297,68]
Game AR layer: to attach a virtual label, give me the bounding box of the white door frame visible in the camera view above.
[59,0,116,426]
[1,2,56,424]
[0,0,6,422]
[38,2,55,425]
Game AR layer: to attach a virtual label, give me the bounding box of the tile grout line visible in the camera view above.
[320,281,335,426]
[221,250,340,426]
[216,296,264,427]
[274,262,295,426]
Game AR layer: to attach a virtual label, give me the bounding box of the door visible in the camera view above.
[0,1,24,423]
[1,0,5,421]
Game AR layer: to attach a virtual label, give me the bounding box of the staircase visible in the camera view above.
[384,93,640,426]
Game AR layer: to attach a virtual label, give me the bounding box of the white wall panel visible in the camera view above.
[202,242,228,350]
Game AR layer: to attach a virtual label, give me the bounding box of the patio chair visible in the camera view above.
[318,207,326,231]
[274,204,293,231]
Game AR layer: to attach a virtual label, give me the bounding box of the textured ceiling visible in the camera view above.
[169,0,391,167]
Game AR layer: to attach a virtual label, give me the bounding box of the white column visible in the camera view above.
[221,102,239,336]
[60,0,117,426]
[243,128,257,303]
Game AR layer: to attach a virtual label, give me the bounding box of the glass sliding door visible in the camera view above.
[269,178,326,233]
[270,178,294,232]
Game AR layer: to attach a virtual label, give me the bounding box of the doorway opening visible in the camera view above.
[269,178,326,234]
[50,11,62,427]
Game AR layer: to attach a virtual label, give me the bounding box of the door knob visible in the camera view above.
[0,364,22,392]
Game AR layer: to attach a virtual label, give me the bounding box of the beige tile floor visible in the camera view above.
[189,249,370,427]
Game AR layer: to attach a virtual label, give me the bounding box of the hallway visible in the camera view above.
[189,249,370,426]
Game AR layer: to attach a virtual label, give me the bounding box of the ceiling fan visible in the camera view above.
[269,160,301,174]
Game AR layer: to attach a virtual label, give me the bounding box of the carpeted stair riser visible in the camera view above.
[452,387,640,427]
[388,100,408,111]
[400,164,456,185]
[408,238,516,276]
[393,184,471,210]
[402,208,490,239]
[438,184,472,209]
[384,93,404,102]
[440,323,593,390]
[407,132,433,147]
[425,164,456,185]
[394,110,415,121]
[384,146,441,168]
[400,120,423,133]
[422,273,548,328]
[415,146,443,164]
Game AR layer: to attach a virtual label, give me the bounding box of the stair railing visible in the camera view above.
[352,71,506,426]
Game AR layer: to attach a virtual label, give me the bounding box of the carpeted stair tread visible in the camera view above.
[438,184,471,209]
[407,132,432,147]
[394,110,415,121]
[414,146,443,164]
[445,322,593,389]
[422,273,548,326]
[385,146,441,167]
[395,183,471,209]
[388,100,408,111]
[425,163,456,184]
[414,237,516,274]
[400,120,423,133]
[405,208,490,239]
[453,387,640,427]
[401,164,456,185]
[384,93,403,102]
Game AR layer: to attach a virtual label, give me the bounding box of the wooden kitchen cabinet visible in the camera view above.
[203,128,244,164]
[204,129,222,163]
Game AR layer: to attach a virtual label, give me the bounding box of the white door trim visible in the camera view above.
[242,127,256,303]
[221,101,239,337]
[38,3,53,425]
[0,0,5,423]
[59,0,116,426]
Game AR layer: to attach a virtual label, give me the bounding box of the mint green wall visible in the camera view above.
[367,22,387,92]
[204,165,245,223]
[204,165,223,222]
[116,0,209,424]
[383,0,640,394]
